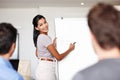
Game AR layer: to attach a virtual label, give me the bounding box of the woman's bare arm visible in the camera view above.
[47,43,75,61]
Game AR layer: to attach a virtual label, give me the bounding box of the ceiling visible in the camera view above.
[0,0,120,8]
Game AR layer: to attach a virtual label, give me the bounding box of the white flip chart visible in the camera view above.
[55,18,98,80]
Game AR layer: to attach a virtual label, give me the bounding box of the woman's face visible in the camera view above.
[36,18,48,34]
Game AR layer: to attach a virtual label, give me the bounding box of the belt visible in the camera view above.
[40,58,56,62]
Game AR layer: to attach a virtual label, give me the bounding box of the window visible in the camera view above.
[10,33,19,59]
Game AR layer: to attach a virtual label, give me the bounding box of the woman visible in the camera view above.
[32,14,75,80]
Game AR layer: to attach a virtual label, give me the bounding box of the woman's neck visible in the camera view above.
[40,32,48,35]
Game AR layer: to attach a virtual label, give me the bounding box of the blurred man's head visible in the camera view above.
[0,23,17,59]
[88,3,120,50]
[87,3,120,59]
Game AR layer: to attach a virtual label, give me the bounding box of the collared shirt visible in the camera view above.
[0,57,23,80]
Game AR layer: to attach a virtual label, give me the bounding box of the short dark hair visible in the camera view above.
[88,3,120,49]
[0,23,17,54]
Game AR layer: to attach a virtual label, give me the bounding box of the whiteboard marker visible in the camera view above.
[73,42,76,44]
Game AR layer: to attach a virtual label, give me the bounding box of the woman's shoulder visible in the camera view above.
[38,34,51,40]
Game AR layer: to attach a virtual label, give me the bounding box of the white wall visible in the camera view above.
[0,5,119,79]
[0,8,39,79]
[0,8,38,59]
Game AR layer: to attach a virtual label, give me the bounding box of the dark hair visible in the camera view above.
[0,23,17,54]
[88,3,120,49]
[32,14,45,47]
